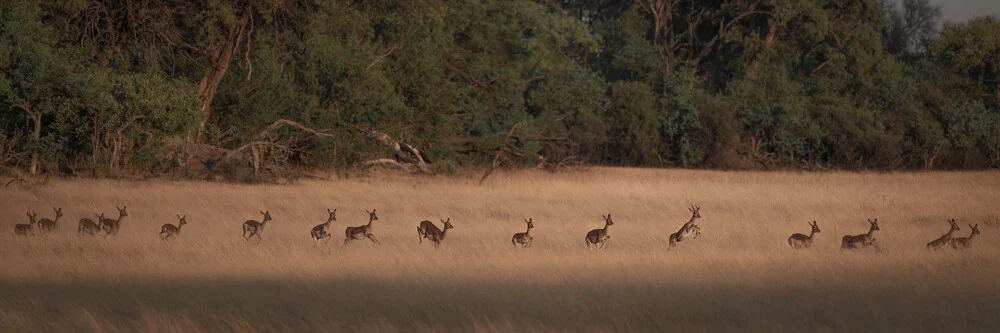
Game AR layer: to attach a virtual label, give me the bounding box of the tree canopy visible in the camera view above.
[1,0,998,180]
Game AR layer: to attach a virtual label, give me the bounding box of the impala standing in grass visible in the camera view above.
[788,221,821,249]
[78,214,102,236]
[951,224,981,249]
[36,207,63,234]
[14,211,37,237]
[511,218,534,248]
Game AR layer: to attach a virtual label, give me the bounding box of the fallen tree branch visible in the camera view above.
[480,121,524,185]
[355,126,431,173]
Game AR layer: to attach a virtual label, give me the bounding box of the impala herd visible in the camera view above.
[9,204,987,251]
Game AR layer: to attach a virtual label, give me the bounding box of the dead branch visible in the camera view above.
[479,121,524,185]
[366,44,400,71]
[355,126,431,173]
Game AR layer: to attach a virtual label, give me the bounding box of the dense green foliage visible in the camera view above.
[1,0,998,178]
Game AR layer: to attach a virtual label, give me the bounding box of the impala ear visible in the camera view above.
[177,214,181,219]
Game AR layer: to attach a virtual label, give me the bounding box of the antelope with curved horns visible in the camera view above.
[669,205,702,249]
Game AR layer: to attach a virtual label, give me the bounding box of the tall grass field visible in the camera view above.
[2,168,998,332]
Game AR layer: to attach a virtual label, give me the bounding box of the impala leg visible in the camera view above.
[368,235,381,246]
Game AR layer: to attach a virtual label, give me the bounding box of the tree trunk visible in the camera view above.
[30,110,40,175]
[192,11,250,143]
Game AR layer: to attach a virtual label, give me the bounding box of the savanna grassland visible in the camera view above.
[1,168,999,332]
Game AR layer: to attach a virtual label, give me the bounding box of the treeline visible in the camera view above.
[1,0,998,180]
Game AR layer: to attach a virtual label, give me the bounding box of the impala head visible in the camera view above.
[524,218,534,229]
[53,207,63,219]
[868,218,880,231]
[95,213,104,221]
[689,205,702,219]
[441,218,454,230]
[809,220,821,233]
[947,219,960,232]
[970,223,980,235]
[260,211,272,222]
[327,208,337,222]
[176,214,188,226]
[602,214,614,226]
[117,206,128,217]
[367,209,379,221]
[26,210,37,223]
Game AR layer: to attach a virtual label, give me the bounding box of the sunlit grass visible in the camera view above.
[1,168,998,332]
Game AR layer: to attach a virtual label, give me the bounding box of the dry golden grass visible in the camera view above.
[1,168,999,332]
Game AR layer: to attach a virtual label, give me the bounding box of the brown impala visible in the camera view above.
[926,219,960,250]
[36,207,63,234]
[159,214,188,241]
[417,218,454,249]
[669,205,702,249]
[242,211,272,243]
[14,211,37,236]
[788,221,821,249]
[310,208,337,246]
[950,224,981,249]
[345,209,380,246]
[841,218,881,251]
[511,218,534,248]
[79,214,103,236]
[585,214,614,249]
[99,206,128,236]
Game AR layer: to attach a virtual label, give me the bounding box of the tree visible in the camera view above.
[934,17,1000,111]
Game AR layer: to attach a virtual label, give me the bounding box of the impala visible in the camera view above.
[36,207,63,234]
[78,214,103,236]
[841,218,881,251]
[310,208,337,245]
[926,219,960,250]
[669,205,702,249]
[585,214,614,249]
[99,206,128,236]
[511,218,534,248]
[14,211,37,236]
[344,209,380,246]
[788,221,821,249]
[242,211,272,243]
[950,224,980,249]
[418,218,454,249]
[159,214,188,241]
